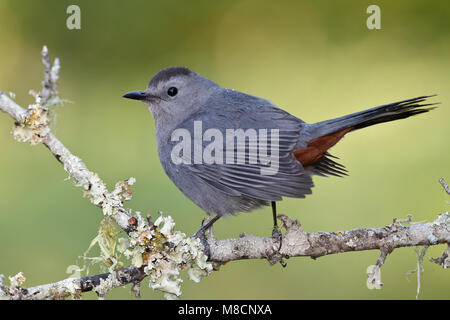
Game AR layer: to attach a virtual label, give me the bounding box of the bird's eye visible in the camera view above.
[167,87,178,97]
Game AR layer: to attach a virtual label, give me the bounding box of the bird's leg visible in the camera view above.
[193,214,221,259]
[271,201,282,251]
[193,214,220,237]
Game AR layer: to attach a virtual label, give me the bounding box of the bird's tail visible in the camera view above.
[308,95,438,139]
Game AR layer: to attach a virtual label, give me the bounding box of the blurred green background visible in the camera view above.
[0,0,449,300]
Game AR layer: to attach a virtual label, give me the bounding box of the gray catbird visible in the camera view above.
[123,67,436,239]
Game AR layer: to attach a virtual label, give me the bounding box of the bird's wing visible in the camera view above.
[171,89,314,201]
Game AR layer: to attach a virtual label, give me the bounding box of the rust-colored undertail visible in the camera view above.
[294,127,352,167]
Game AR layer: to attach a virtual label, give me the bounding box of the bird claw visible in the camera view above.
[272,226,283,252]
[193,221,211,259]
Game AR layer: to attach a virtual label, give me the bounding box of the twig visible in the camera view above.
[439,178,450,196]
[40,45,60,106]
[430,245,450,269]
[412,246,428,299]
[367,247,390,289]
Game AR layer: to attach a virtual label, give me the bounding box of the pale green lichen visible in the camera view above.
[117,237,130,255]
[366,265,383,290]
[86,177,136,217]
[83,211,211,300]
[9,272,26,288]
[81,217,124,274]
[433,212,450,226]
[345,238,357,248]
[93,275,114,299]
[12,102,50,146]
[427,233,438,245]
[66,280,82,300]
[0,274,7,299]
[123,213,212,299]
[82,173,108,207]
[146,214,212,299]
[185,237,211,283]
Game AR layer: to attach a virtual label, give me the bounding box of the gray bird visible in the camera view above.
[123,67,435,240]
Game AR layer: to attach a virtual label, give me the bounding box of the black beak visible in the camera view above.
[122,91,147,101]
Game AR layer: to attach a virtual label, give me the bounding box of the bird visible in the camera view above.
[123,66,436,243]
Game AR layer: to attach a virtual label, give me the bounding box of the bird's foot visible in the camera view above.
[192,219,211,259]
[270,201,283,252]
[272,225,283,252]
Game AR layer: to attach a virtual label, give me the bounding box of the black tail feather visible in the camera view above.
[307,95,438,177]
[310,95,438,138]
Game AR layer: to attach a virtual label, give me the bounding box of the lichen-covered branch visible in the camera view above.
[0,266,146,300]
[2,212,449,300]
[207,213,450,265]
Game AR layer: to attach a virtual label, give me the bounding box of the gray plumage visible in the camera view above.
[123,67,436,216]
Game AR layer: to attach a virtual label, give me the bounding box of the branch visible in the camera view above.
[0,266,146,300]
[2,212,449,300]
[207,213,450,265]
